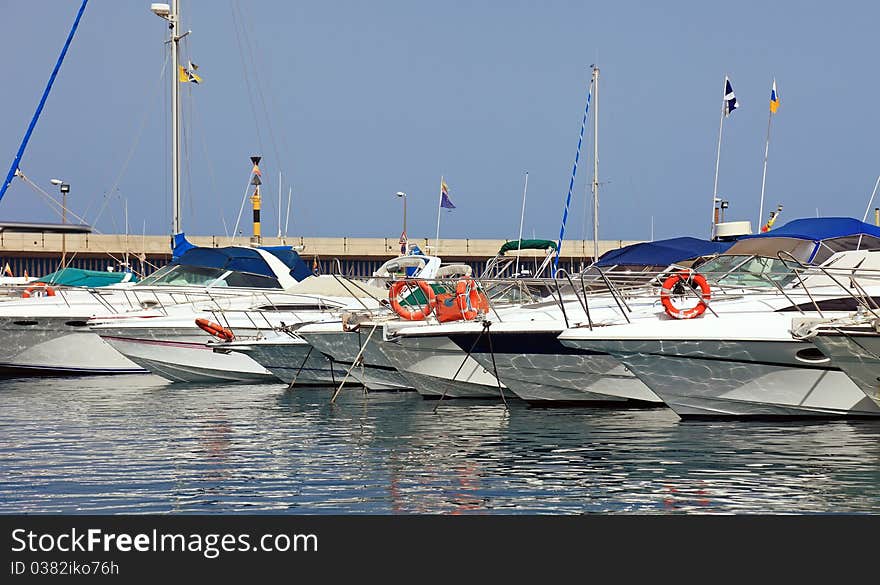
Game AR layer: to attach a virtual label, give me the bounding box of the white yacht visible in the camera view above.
[386,236,732,404]
[88,275,388,383]
[214,330,355,386]
[0,245,310,376]
[296,315,414,392]
[361,239,581,400]
[293,259,479,395]
[557,218,880,417]
[200,252,459,387]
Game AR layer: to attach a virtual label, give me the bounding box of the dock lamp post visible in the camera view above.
[396,191,407,253]
[50,178,70,266]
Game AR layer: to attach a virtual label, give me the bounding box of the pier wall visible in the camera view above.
[0,233,642,278]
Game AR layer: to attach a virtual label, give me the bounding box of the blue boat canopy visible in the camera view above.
[731,217,880,264]
[740,217,880,242]
[596,237,733,267]
[171,233,197,260]
[169,233,313,281]
[176,246,313,281]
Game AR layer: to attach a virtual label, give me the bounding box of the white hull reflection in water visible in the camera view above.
[2,375,880,513]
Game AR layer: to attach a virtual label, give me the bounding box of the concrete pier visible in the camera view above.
[0,232,642,278]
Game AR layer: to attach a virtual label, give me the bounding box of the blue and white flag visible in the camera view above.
[723,77,738,117]
[440,179,455,209]
[769,79,780,114]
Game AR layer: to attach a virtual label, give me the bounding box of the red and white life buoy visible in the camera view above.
[195,318,235,341]
[455,277,482,320]
[389,280,436,320]
[659,269,711,319]
[22,282,56,299]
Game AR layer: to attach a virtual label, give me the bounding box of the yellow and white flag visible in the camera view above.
[178,61,202,84]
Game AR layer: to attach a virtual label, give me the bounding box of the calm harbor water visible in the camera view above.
[1,375,879,514]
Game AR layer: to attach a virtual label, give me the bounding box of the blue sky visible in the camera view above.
[1,0,878,244]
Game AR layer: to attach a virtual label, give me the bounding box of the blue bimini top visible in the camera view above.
[596,237,733,268]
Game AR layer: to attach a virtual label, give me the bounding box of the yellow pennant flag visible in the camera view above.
[178,63,202,84]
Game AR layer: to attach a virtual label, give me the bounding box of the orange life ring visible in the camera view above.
[22,282,56,298]
[455,277,483,320]
[195,317,235,341]
[659,270,711,319]
[389,279,435,320]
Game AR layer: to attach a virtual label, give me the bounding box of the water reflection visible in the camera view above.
[0,375,879,513]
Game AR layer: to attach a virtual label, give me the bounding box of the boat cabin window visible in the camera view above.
[137,264,280,288]
[693,254,753,280]
[221,271,281,289]
[698,255,796,287]
[138,265,226,286]
[810,235,880,265]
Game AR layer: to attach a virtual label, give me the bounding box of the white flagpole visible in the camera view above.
[711,76,728,240]
[758,79,775,230]
[284,186,292,238]
[862,175,880,222]
[434,175,443,255]
[277,171,282,239]
[515,171,529,276]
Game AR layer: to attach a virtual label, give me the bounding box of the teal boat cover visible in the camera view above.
[38,267,137,287]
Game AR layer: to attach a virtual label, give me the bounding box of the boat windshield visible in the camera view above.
[137,264,281,288]
[696,254,797,288]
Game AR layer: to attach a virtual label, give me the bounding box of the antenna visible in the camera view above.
[863,175,880,222]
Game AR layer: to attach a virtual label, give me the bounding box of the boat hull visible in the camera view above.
[447,330,661,406]
[811,330,880,406]
[95,324,278,383]
[562,337,880,418]
[377,333,515,399]
[230,337,356,386]
[298,326,414,391]
[0,316,145,376]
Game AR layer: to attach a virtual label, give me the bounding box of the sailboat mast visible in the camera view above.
[591,66,599,262]
[170,0,181,235]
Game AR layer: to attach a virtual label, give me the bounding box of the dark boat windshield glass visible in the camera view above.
[137,265,280,288]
